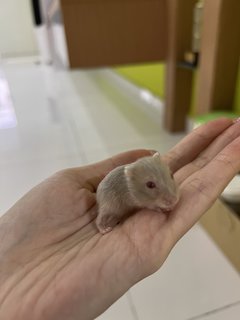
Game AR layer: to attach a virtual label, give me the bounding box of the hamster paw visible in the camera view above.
[98,226,113,235]
[96,212,120,234]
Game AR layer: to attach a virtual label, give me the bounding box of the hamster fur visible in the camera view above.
[96,152,179,234]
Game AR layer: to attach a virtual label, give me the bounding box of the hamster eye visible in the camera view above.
[146,181,156,189]
[170,172,174,179]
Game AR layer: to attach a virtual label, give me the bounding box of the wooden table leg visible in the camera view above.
[165,0,196,132]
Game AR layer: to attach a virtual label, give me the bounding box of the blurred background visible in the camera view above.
[0,0,239,319]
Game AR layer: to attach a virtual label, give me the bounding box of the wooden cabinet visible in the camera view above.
[45,0,167,68]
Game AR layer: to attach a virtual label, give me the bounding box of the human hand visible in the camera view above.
[1,118,240,320]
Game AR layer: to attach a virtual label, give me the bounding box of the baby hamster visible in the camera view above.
[96,152,179,234]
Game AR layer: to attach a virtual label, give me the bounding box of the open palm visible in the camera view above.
[1,118,240,320]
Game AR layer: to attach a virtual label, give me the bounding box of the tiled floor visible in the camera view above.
[0,62,239,319]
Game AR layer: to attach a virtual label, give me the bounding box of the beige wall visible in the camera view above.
[0,0,38,57]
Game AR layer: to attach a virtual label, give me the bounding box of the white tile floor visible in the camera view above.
[0,62,239,319]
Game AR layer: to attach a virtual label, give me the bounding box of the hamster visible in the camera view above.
[96,152,179,234]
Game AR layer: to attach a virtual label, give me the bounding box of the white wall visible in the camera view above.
[0,0,38,57]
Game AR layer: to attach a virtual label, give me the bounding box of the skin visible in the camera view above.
[1,118,240,320]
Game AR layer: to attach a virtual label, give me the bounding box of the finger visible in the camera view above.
[74,149,156,191]
[175,120,240,184]
[168,135,240,240]
[163,118,233,173]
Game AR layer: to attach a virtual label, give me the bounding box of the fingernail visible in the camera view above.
[233,118,240,124]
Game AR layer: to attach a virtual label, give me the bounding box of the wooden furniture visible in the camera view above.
[44,0,240,132]
[61,0,167,68]
[165,0,196,131]
[45,0,167,67]
[201,200,240,272]
[196,0,240,114]
[166,0,240,131]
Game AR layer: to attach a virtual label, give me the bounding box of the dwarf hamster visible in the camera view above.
[96,152,179,234]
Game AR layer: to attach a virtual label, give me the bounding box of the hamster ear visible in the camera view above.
[153,152,161,160]
[124,164,134,178]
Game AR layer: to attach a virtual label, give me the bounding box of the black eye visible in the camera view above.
[171,172,174,179]
[146,181,156,189]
